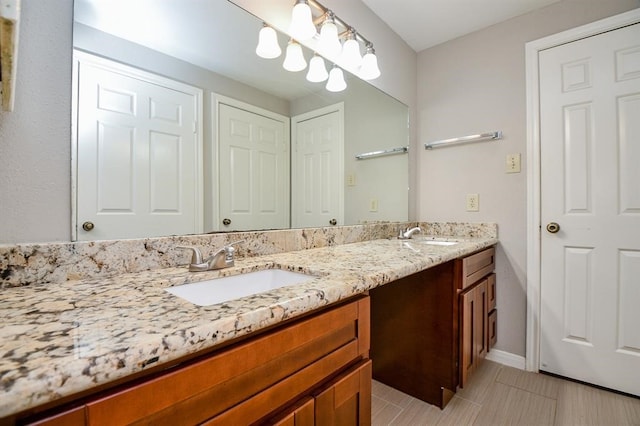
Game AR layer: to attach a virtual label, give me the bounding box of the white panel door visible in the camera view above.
[539,23,640,396]
[75,53,202,241]
[292,104,344,228]
[218,102,289,231]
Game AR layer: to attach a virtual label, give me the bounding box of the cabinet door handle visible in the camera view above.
[82,221,95,231]
[329,218,337,226]
[222,218,231,226]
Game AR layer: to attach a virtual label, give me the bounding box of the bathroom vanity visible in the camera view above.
[22,296,371,425]
[370,246,496,408]
[0,223,498,424]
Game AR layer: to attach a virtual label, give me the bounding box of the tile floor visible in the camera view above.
[371,361,640,425]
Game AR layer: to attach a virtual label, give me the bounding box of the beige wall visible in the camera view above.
[0,0,73,243]
[416,0,639,357]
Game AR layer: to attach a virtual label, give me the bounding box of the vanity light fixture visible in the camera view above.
[289,0,317,41]
[306,54,329,82]
[256,24,282,59]
[326,65,347,92]
[317,11,341,60]
[340,29,362,72]
[283,39,307,72]
[359,43,381,80]
[255,0,381,92]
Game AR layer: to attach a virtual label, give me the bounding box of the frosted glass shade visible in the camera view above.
[306,55,329,82]
[256,26,281,59]
[283,41,307,72]
[340,38,362,70]
[289,1,316,41]
[360,50,381,80]
[326,66,347,92]
[317,20,341,60]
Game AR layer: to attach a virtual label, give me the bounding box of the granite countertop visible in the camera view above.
[0,235,497,417]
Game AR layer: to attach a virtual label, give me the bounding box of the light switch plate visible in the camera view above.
[466,194,479,212]
[369,198,378,212]
[506,153,521,173]
[346,174,356,186]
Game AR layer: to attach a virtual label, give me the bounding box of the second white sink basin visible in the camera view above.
[166,269,316,306]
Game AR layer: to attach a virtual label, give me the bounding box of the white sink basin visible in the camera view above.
[421,240,458,246]
[165,269,316,306]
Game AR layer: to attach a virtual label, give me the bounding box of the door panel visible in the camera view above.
[75,52,202,240]
[619,94,640,213]
[292,104,344,228]
[539,23,640,396]
[218,103,289,231]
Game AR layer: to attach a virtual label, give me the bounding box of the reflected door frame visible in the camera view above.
[211,94,290,232]
[71,50,204,241]
[291,103,345,229]
[525,8,640,372]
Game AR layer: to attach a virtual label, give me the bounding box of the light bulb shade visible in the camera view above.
[306,55,329,82]
[283,41,307,72]
[317,21,341,60]
[360,51,381,80]
[256,26,282,59]
[340,38,362,71]
[289,1,317,41]
[326,66,347,92]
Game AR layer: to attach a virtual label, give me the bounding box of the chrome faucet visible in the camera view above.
[177,240,244,272]
[398,226,422,240]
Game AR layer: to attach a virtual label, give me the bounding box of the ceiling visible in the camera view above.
[361,0,563,52]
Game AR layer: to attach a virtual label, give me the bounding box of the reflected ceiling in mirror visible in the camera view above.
[72,0,408,240]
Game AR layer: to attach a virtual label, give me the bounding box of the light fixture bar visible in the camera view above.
[308,0,373,48]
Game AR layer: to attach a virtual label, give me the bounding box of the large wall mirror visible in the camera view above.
[72,0,409,241]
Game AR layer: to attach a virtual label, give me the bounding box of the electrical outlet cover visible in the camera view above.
[466,193,479,212]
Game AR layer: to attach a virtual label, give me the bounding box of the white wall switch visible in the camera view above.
[466,193,479,212]
[346,174,357,186]
[369,198,378,212]
[506,153,521,173]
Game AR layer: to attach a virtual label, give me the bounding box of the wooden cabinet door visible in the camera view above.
[315,360,372,426]
[475,280,488,362]
[488,309,498,350]
[460,286,475,386]
[460,279,488,387]
[270,397,315,426]
[487,273,497,312]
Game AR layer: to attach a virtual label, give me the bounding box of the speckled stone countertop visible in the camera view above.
[0,235,497,418]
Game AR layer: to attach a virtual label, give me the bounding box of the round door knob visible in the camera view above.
[329,218,337,226]
[546,222,560,233]
[82,221,95,232]
[222,218,231,226]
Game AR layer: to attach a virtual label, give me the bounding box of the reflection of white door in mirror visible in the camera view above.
[73,52,203,241]
[217,97,290,231]
[291,103,345,228]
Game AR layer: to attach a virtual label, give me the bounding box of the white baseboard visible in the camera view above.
[486,349,526,370]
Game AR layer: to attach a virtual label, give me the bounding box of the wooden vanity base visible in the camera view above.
[370,261,458,409]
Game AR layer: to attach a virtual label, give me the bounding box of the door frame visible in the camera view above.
[211,93,290,232]
[525,9,640,372]
[71,50,204,241]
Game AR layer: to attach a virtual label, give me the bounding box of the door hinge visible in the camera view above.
[193,121,197,133]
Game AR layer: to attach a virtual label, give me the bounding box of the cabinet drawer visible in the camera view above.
[85,296,370,425]
[458,247,495,289]
[487,273,497,311]
[488,309,497,350]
